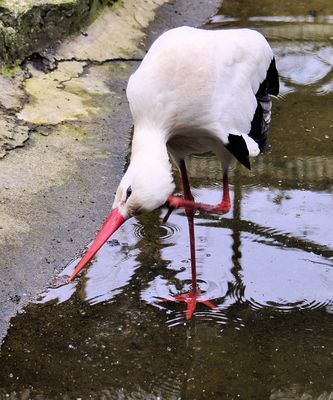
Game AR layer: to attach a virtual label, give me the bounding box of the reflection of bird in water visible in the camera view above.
[67,26,279,319]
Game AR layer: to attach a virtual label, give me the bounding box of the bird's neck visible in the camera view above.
[130,125,174,194]
[131,125,170,167]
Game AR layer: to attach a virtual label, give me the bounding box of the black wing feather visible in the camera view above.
[267,57,279,96]
[225,134,251,170]
[249,57,279,152]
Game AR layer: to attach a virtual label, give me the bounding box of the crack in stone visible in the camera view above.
[54,56,143,65]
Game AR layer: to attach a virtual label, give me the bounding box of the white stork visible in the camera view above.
[67,26,279,318]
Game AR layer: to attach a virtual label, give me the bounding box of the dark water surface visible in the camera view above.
[1,2,333,399]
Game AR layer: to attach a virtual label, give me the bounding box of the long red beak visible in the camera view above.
[68,208,126,282]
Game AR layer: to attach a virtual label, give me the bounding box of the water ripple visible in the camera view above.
[193,311,229,325]
[133,222,181,243]
[229,281,246,305]
[246,296,332,312]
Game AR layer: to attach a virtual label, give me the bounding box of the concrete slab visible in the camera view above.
[18,61,91,124]
[54,0,168,61]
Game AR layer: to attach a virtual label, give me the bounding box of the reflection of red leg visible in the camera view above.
[162,289,218,320]
[165,170,231,216]
[179,160,196,291]
[163,291,218,320]
[163,160,218,319]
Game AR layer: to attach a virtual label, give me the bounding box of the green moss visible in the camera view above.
[0,60,20,77]
[56,123,89,141]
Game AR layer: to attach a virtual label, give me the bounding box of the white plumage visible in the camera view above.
[128,27,270,150]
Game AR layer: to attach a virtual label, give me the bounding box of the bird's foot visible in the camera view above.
[162,289,218,320]
[163,196,230,222]
[209,200,231,214]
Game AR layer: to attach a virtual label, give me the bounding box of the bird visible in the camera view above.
[66,26,279,319]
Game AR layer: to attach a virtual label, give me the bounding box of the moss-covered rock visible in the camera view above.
[0,0,115,65]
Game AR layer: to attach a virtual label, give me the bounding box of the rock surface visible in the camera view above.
[0,0,115,65]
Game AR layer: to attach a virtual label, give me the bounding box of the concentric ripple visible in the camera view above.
[133,222,181,243]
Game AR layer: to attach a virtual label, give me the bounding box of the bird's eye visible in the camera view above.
[126,186,132,200]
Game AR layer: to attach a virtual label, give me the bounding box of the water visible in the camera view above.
[1,2,333,399]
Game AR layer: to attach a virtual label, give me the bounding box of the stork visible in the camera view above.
[66,26,279,319]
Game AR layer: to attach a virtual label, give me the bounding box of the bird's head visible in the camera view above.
[67,156,175,282]
[112,158,175,219]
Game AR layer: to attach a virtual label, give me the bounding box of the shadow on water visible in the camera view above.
[1,1,333,399]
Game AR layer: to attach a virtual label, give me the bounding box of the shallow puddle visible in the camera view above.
[1,2,333,399]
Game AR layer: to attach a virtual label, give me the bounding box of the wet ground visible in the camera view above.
[1,1,333,399]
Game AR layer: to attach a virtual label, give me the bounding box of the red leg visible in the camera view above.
[162,160,218,319]
[215,170,231,213]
